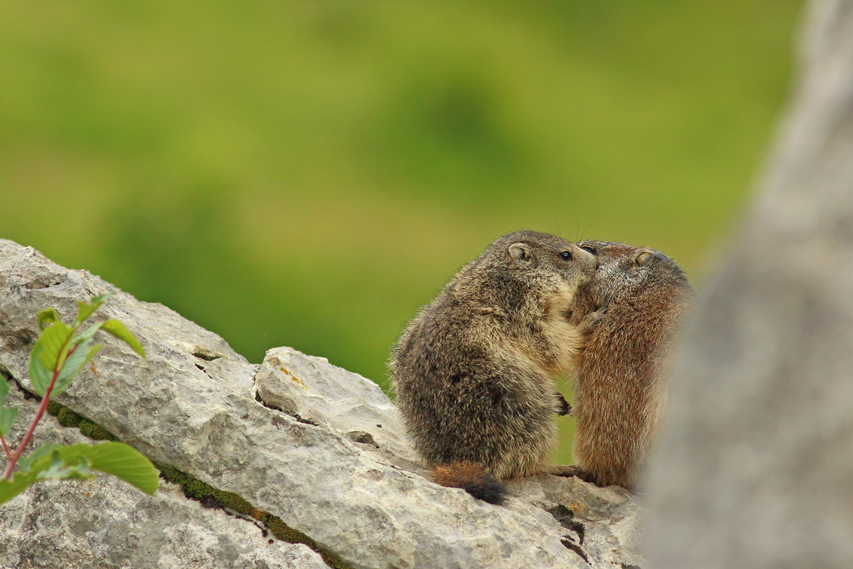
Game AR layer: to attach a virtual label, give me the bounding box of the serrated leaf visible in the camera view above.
[0,406,18,437]
[52,342,102,397]
[100,320,145,359]
[27,341,53,397]
[74,291,115,326]
[37,322,73,372]
[85,442,159,495]
[36,308,60,331]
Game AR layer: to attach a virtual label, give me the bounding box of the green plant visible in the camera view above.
[0,292,159,505]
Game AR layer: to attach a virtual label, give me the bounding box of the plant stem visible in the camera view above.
[2,346,75,480]
[1,436,10,459]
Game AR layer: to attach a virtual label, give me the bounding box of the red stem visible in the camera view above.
[2,346,76,480]
[1,436,10,459]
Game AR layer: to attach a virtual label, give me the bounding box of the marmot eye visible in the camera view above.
[580,245,597,255]
[559,251,572,261]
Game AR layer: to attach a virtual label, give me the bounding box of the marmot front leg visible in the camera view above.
[566,300,607,330]
[577,308,607,332]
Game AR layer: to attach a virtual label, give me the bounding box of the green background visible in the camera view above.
[1,0,803,463]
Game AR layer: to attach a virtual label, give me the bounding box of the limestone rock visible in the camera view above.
[0,239,642,569]
[0,386,329,569]
[253,346,419,471]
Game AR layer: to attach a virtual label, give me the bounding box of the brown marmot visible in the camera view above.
[391,231,598,503]
[568,241,693,489]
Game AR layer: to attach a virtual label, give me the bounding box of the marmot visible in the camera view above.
[568,241,693,489]
[391,231,598,504]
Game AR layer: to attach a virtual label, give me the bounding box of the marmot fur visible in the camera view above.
[569,240,692,489]
[391,231,598,503]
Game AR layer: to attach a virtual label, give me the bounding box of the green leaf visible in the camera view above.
[52,342,102,397]
[0,375,19,437]
[86,442,159,495]
[0,378,12,436]
[0,406,18,437]
[72,322,104,346]
[0,377,8,406]
[88,291,116,306]
[27,340,53,397]
[0,443,67,504]
[74,291,115,326]
[17,443,63,471]
[100,320,145,359]
[36,451,93,481]
[1,442,158,505]
[0,468,40,505]
[36,308,60,331]
[37,322,73,372]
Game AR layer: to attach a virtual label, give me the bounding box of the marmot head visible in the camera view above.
[494,230,596,283]
[574,240,691,309]
[455,231,598,313]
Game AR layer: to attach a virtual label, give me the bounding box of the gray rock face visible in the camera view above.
[0,386,329,569]
[253,346,419,472]
[644,1,853,568]
[0,240,642,569]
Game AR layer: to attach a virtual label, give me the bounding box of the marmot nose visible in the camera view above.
[573,244,598,268]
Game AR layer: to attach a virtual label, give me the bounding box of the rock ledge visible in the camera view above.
[0,239,642,569]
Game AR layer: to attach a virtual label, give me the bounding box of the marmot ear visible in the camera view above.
[508,243,536,267]
[632,249,655,268]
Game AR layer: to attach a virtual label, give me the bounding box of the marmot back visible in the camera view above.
[391,231,597,502]
[570,240,693,489]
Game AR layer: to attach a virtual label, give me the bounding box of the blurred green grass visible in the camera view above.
[0,0,803,463]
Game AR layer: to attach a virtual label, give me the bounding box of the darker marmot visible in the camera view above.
[391,231,598,503]
[569,240,693,489]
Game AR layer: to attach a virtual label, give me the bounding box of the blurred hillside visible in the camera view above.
[1,1,803,462]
